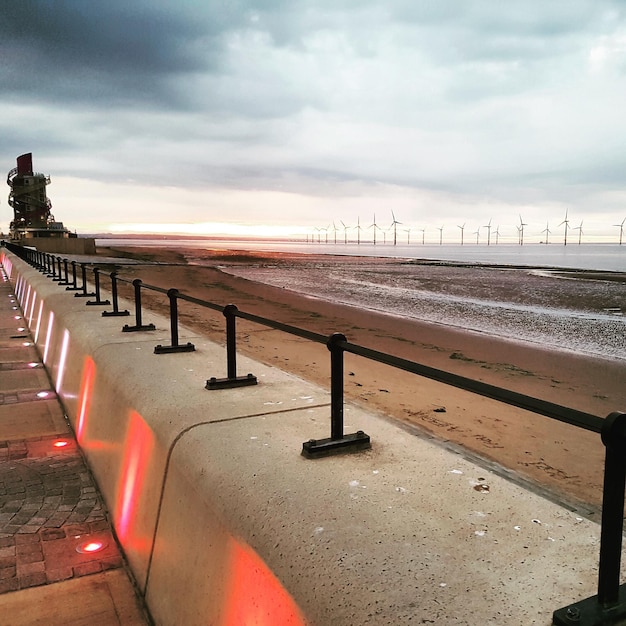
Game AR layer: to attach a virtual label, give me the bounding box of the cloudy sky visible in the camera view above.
[2,1,626,242]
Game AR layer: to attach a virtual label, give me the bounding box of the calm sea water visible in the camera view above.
[98,239,626,272]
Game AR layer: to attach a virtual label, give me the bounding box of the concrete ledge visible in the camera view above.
[2,249,618,625]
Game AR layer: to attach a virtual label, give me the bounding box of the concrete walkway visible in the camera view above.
[0,264,149,624]
[2,250,624,625]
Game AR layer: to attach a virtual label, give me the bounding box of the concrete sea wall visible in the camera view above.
[1,249,613,625]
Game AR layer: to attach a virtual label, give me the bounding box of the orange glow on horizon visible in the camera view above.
[221,538,307,626]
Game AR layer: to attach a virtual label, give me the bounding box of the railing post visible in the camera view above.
[154,288,195,354]
[52,257,62,281]
[65,260,81,291]
[122,278,156,332]
[553,411,626,625]
[206,304,257,389]
[74,263,95,298]
[58,258,70,285]
[302,333,371,458]
[102,272,129,317]
[87,268,110,306]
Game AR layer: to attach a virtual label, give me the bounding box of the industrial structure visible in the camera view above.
[6,152,74,241]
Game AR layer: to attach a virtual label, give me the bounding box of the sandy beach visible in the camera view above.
[98,245,626,519]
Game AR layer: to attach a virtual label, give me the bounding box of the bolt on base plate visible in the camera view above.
[553,584,626,625]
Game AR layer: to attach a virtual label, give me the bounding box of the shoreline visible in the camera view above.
[98,245,626,518]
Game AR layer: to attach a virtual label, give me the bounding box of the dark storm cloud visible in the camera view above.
[0,1,219,107]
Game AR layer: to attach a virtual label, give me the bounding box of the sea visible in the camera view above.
[97,239,626,362]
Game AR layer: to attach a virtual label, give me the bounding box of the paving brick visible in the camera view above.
[46,566,73,583]
[0,556,15,569]
[0,545,15,558]
[18,561,45,576]
[0,566,16,580]
[0,577,18,593]
[14,533,39,545]
[40,528,65,541]
[19,571,47,588]
[73,561,102,577]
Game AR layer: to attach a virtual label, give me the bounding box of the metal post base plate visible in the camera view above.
[102,309,130,317]
[122,323,157,332]
[206,374,258,390]
[302,431,371,459]
[154,343,196,354]
[553,585,626,625]
[74,292,96,298]
[87,299,111,306]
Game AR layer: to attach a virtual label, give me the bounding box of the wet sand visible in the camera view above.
[99,245,626,519]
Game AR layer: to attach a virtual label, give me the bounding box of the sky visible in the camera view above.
[2,1,626,243]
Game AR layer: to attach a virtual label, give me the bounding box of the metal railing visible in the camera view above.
[2,240,625,625]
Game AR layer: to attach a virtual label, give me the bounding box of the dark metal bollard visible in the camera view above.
[66,261,81,291]
[206,304,257,389]
[155,288,195,354]
[87,268,110,306]
[553,411,626,625]
[301,332,371,458]
[102,272,129,317]
[74,263,95,298]
[122,278,156,332]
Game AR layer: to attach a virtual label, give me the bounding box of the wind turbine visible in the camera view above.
[437,225,444,246]
[355,216,363,245]
[321,225,329,244]
[404,227,411,244]
[614,217,626,245]
[420,228,426,244]
[518,215,527,245]
[314,227,321,243]
[340,220,349,244]
[331,222,338,244]
[484,218,492,246]
[541,221,551,244]
[573,220,583,245]
[473,227,480,245]
[390,210,402,246]
[559,209,570,246]
[494,225,501,245]
[457,223,466,245]
[369,214,380,244]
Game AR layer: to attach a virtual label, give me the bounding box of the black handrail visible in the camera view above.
[2,240,626,625]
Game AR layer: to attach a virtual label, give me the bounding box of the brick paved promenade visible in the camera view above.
[0,263,149,623]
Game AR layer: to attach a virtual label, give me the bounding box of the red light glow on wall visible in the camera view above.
[28,288,37,324]
[55,329,71,395]
[76,357,96,443]
[34,301,43,343]
[23,284,32,320]
[43,311,55,364]
[115,411,154,552]
[221,538,307,626]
